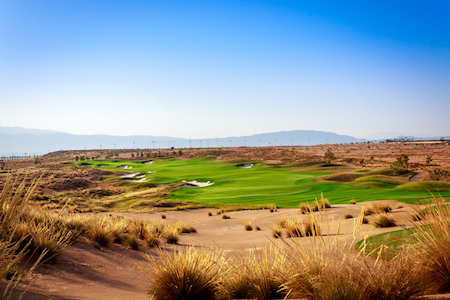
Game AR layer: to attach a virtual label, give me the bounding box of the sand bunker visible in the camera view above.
[124,178,149,183]
[98,164,108,167]
[181,180,215,188]
[137,160,153,164]
[119,172,140,179]
[146,171,156,174]
[237,163,253,168]
[118,165,132,169]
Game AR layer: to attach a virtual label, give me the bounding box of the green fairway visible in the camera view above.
[80,158,450,207]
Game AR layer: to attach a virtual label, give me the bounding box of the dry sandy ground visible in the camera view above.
[20,200,450,300]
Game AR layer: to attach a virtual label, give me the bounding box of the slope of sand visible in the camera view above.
[26,201,450,299]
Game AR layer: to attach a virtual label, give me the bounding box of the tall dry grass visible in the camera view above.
[407,195,450,294]
[0,176,47,298]
[223,247,286,300]
[141,202,445,300]
[142,248,225,300]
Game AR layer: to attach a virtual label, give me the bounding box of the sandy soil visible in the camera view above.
[25,200,443,300]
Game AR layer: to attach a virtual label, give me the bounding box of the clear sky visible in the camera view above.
[1,0,449,139]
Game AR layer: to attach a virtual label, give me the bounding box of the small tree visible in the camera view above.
[324,148,335,163]
[426,155,432,166]
[75,156,79,161]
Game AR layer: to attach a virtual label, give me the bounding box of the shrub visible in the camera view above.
[85,217,113,248]
[374,214,396,228]
[161,214,166,219]
[127,235,140,250]
[243,220,253,231]
[299,203,310,214]
[278,215,287,228]
[285,219,302,238]
[269,204,277,213]
[142,248,224,300]
[350,200,356,205]
[164,228,179,244]
[361,206,373,216]
[372,202,392,213]
[222,247,286,299]
[303,216,321,237]
[144,232,160,248]
[127,218,147,239]
[271,225,283,238]
[222,215,230,219]
[208,211,213,216]
[345,214,353,219]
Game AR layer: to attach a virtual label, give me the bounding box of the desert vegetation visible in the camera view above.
[1,142,450,299]
[142,194,450,300]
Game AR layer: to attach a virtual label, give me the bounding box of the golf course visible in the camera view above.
[79,157,450,207]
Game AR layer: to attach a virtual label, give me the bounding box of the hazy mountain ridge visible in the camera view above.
[0,126,446,156]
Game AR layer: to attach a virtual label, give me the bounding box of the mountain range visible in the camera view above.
[0,126,447,156]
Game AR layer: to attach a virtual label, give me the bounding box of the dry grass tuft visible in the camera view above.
[243,220,253,231]
[163,227,180,244]
[345,214,354,219]
[285,218,302,238]
[142,248,224,300]
[127,235,140,250]
[408,195,450,294]
[271,224,283,238]
[223,247,286,300]
[222,214,230,219]
[268,204,277,213]
[361,205,374,216]
[372,202,392,213]
[374,213,396,228]
[144,232,160,248]
[85,217,113,247]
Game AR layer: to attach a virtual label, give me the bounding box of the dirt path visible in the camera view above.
[410,170,427,182]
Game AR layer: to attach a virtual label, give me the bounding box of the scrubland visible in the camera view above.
[1,142,450,299]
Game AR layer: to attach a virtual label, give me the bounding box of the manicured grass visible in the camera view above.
[355,229,408,257]
[80,158,450,207]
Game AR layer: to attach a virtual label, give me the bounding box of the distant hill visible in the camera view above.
[1,126,445,156]
[0,126,62,135]
[0,127,366,156]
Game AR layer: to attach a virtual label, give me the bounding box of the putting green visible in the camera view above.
[81,158,450,207]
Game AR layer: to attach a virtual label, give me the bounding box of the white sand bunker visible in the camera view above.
[146,171,156,174]
[237,163,253,169]
[119,172,140,179]
[98,164,108,167]
[138,160,153,164]
[124,178,150,183]
[118,165,132,169]
[181,180,215,188]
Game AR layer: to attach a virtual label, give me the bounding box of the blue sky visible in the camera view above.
[1,0,449,139]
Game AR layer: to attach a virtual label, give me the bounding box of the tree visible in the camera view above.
[324,149,335,163]
[75,156,79,161]
[426,155,432,166]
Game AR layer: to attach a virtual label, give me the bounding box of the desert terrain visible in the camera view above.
[1,141,450,299]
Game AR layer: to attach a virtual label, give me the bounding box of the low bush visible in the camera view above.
[374,214,396,228]
[243,220,253,231]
